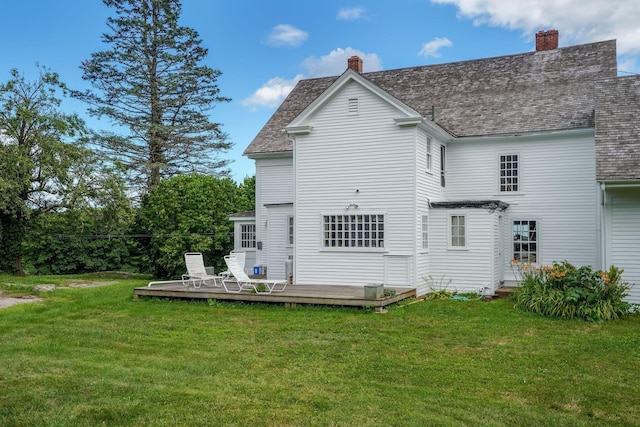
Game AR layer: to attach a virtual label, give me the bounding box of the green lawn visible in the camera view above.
[1,274,639,426]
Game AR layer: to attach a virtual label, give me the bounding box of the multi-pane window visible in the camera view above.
[421,215,429,249]
[287,216,294,245]
[240,224,256,248]
[426,137,432,172]
[323,214,384,248]
[513,220,537,263]
[499,154,519,192]
[450,215,466,247]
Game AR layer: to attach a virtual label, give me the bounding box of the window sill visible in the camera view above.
[494,192,525,197]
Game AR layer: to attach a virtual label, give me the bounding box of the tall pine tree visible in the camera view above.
[75,0,232,192]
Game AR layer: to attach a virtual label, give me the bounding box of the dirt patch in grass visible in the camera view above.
[60,280,119,289]
[0,294,43,309]
[0,280,118,309]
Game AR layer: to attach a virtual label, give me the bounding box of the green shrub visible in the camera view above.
[137,174,255,279]
[23,209,143,275]
[511,260,632,321]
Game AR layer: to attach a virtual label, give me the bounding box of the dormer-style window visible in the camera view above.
[348,98,359,115]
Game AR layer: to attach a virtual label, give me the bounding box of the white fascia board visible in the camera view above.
[599,181,640,188]
[246,151,293,160]
[285,125,313,135]
[228,216,256,222]
[394,117,453,142]
[450,127,594,144]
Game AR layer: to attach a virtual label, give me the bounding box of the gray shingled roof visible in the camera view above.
[244,40,617,156]
[595,75,640,181]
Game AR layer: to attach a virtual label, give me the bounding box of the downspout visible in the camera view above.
[285,131,297,283]
[600,182,607,270]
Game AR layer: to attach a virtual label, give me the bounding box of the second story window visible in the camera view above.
[426,137,432,173]
[499,154,519,192]
[440,145,446,187]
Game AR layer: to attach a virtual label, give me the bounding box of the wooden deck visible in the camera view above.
[133,281,416,312]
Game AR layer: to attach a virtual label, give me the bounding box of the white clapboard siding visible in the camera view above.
[610,192,640,304]
[424,208,496,295]
[267,205,294,280]
[294,80,417,286]
[446,132,599,281]
[255,157,293,269]
[416,129,447,200]
[415,127,447,286]
[383,254,412,286]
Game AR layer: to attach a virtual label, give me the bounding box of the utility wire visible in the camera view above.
[55,233,233,240]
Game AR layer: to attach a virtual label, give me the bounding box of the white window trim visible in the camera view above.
[448,214,467,250]
[440,144,446,188]
[240,223,256,250]
[426,137,432,173]
[498,152,521,194]
[421,214,429,252]
[512,219,539,264]
[287,216,294,247]
[320,213,386,252]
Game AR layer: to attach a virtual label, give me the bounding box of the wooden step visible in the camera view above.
[494,286,517,298]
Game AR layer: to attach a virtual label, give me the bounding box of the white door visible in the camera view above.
[266,205,294,280]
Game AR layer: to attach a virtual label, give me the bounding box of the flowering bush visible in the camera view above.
[511,260,633,321]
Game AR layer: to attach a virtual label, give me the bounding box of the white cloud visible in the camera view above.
[418,37,453,58]
[337,7,367,21]
[266,24,308,47]
[431,0,640,57]
[241,75,303,111]
[301,47,383,78]
[243,48,383,111]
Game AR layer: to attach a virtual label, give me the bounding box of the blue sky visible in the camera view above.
[2,0,638,182]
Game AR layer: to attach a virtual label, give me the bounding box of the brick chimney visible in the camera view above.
[347,55,363,73]
[536,30,559,51]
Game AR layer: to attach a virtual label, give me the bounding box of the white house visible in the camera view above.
[595,76,640,304]
[232,31,640,303]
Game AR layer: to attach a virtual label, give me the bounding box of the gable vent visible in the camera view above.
[348,98,359,114]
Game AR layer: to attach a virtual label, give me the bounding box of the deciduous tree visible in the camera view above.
[137,174,244,278]
[0,67,104,275]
